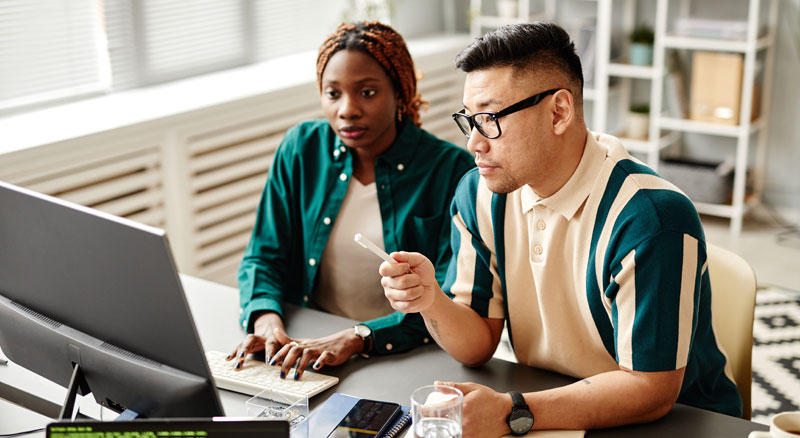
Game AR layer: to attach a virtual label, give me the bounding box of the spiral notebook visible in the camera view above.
[309,392,411,438]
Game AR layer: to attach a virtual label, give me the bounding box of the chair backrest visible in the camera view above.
[707,243,757,419]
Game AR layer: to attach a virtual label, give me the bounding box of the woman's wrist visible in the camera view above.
[341,328,369,357]
[253,311,283,336]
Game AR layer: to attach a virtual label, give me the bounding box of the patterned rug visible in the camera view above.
[751,287,800,424]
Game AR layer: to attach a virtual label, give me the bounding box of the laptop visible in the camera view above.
[46,419,289,437]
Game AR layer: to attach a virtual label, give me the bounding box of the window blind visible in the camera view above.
[0,0,110,112]
[0,0,377,114]
[252,0,349,61]
[135,0,249,84]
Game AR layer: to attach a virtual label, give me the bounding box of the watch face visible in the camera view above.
[509,411,534,434]
[354,325,371,337]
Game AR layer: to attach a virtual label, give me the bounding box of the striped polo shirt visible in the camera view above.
[443,131,742,417]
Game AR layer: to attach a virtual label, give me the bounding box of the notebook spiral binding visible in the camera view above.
[383,411,411,438]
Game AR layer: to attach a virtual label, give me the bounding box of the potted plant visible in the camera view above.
[627,103,650,139]
[629,25,655,65]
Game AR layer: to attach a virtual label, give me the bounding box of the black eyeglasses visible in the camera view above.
[452,88,569,139]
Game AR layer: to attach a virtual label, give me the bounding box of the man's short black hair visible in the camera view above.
[455,22,584,93]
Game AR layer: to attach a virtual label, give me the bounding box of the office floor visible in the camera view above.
[702,207,800,292]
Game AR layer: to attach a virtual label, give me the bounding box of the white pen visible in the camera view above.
[354,233,396,264]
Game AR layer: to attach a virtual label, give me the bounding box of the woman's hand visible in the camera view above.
[225,311,287,370]
[268,328,364,380]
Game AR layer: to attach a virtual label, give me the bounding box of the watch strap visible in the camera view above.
[509,391,528,409]
[353,325,373,356]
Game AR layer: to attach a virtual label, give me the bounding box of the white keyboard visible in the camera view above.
[205,350,339,398]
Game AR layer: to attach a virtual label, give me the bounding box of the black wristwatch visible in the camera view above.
[353,324,373,358]
[506,391,534,435]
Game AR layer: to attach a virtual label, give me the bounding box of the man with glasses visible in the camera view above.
[380,22,741,437]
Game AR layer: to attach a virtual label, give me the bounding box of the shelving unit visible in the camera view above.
[592,0,779,237]
[592,0,675,170]
[465,0,778,236]
[652,0,778,237]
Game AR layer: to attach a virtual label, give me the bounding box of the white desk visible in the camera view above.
[1,275,769,437]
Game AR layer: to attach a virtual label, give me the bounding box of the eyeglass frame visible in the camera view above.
[452,88,570,139]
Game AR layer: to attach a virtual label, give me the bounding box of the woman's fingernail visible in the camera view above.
[294,372,300,380]
[270,359,277,366]
[279,371,285,379]
[239,351,245,358]
[235,362,241,370]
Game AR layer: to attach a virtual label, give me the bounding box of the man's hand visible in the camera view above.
[379,251,438,314]
[436,381,513,438]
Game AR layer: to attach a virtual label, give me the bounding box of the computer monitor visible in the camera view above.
[0,180,224,419]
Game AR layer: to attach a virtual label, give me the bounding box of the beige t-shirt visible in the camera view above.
[315,179,394,321]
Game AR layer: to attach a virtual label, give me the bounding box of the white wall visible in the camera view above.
[763,0,800,214]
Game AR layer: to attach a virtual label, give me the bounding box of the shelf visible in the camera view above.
[695,202,734,218]
[662,34,771,53]
[619,131,680,154]
[659,117,766,137]
[607,62,659,79]
[695,197,758,218]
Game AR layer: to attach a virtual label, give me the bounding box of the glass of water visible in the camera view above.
[411,384,463,438]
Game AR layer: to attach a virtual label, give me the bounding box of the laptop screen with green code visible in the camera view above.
[46,419,289,437]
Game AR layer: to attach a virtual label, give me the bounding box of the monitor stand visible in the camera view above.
[59,363,141,421]
[59,363,89,421]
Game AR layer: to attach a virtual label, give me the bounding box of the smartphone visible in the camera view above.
[327,398,402,438]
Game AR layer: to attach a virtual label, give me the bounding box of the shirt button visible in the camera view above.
[537,220,546,230]
[339,173,348,181]
[323,217,332,225]
[380,184,385,190]
[340,146,346,152]
[308,258,317,266]
[385,343,393,351]
[303,296,309,303]
[396,163,405,171]
[333,149,340,158]
[423,337,429,344]
[534,245,543,255]
[242,321,247,328]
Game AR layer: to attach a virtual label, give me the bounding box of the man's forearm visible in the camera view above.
[524,367,684,430]
[420,289,500,367]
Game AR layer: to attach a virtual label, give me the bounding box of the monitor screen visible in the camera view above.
[0,181,224,418]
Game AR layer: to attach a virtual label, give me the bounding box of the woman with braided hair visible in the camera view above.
[227,22,474,379]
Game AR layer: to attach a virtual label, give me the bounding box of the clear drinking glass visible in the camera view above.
[411,384,463,438]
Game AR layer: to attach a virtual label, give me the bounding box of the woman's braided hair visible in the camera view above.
[316,21,426,127]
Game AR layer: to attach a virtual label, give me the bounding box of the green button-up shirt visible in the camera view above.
[239,118,474,354]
